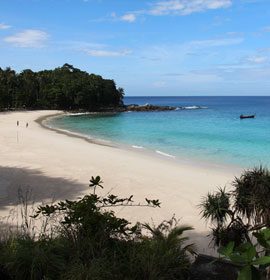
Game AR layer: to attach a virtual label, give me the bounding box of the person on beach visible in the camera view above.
[26,122,28,128]
[17,121,19,126]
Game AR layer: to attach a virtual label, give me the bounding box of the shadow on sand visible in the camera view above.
[0,165,87,210]
[0,165,217,255]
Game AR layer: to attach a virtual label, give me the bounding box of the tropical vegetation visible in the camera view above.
[0,64,124,111]
[0,176,194,280]
[2,167,270,279]
[200,166,270,279]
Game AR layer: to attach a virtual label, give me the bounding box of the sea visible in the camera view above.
[48,96,270,168]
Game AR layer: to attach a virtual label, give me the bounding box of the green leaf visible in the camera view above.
[235,243,256,263]
[230,254,248,265]
[218,241,234,257]
[244,244,257,262]
[238,266,252,280]
[252,256,270,266]
[253,229,270,249]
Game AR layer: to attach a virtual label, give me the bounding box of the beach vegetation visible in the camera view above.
[218,228,270,280]
[200,166,270,279]
[0,64,124,111]
[0,176,194,280]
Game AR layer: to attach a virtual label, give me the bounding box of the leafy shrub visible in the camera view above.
[0,176,194,279]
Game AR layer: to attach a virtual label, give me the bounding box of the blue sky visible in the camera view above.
[0,0,270,96]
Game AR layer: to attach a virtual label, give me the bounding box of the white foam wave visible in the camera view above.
[68,112,90,116]
[55,127,93,139]
[48,126,113,145]
[132,145,144,149]
[156,150,176,158]
[183,105,207,110]
[174,105,208,110]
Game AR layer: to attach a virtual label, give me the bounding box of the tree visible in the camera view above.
[200,167,270,280]
[233,167,270,228]
[0,176,194,280]
[200,167,270,247]
[218,228,270,280]
[0,64,124,111]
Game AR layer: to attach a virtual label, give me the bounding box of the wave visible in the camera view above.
[175,105,208,110]
[183,105,208,110]
[68,112,91,116]
[132,145,144,149]
[43,121,113,146]
[155,150,176,158]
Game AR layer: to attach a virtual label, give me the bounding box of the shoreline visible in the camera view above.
[36,112,117,148]
[0,110,241,254]
[42,111,242,174]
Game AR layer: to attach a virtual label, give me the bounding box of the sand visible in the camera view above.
[0,110,241,253]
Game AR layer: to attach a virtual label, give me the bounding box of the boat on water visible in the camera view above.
[240,114,255,119]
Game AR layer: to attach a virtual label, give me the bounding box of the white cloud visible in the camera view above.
[4,29,48,48]
[149,0,232,16]
[63,40,106,50]
[93,12,137,23]
[189,37,244,48]
[85,49,131,57]
[246,55,268,64]
[121,13,136,22]
[0,23,11,30]
[263,26,270,32]
[116,0,232,23]
[137,35,244,65]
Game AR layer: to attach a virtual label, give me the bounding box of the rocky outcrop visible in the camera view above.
[125,104,176,112]
[68,104,207,113]
[190,254,239,280]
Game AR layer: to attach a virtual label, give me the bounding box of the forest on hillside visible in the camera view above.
[0,64,124,111]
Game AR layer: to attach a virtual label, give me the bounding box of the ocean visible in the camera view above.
[48,96,270,168]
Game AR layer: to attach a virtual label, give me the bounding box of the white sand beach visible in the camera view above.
[0,110,241,253]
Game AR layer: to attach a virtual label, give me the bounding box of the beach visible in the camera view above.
[0,110,241,253]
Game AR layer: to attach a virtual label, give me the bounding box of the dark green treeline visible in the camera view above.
[0,63,124,110]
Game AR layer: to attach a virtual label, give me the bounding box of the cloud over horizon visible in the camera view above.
[0,23,11,29]
[117,0,232,24]
[120,13,136,22]
[84,49,132,57]
[149,0,232,16]
[4,29,48,48]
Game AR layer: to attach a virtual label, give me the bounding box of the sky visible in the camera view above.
[0,0,270,96]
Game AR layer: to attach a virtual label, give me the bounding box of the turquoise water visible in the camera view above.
[49,96,270,167]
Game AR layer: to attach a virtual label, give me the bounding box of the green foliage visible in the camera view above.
[253,228,270,250]
[200,187,230,225]
[200,166,270,248]
[0,176,193,279]
[129,219,194,280]
[200,167,270,279]
[218,228,270,280]
[0,237,68,280]
[233,166,270,226]
[0,64,124,111]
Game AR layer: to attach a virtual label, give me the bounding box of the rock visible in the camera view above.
[190,254,239,280]
[124,104,176,112]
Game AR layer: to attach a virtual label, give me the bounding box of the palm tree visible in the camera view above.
[233,166,270,229]
[137,218,195,279]
[200,187,230,228]
[200,167,270,247]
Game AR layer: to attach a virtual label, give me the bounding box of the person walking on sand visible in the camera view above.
[26,122,28,128]
[17,121,19,126]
